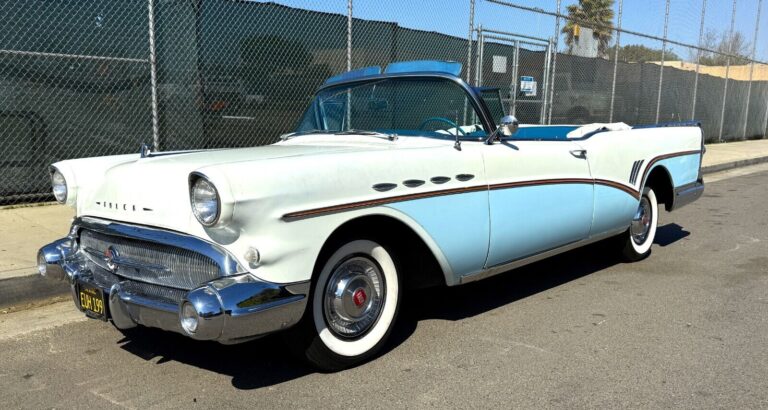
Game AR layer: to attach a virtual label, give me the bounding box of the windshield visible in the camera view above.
[295,77,488,139]
[479,89,506,123]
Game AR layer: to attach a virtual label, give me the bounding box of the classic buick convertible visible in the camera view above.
[38,60,704,371]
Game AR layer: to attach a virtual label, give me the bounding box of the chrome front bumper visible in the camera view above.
[38,218,309,344]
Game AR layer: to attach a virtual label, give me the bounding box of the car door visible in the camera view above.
[480,139,594,268]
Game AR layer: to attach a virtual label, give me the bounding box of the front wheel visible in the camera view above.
[620,187,658,261]
[292,239,401,371]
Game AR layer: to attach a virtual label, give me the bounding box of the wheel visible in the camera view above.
[291,239,401,371]
[620,187,658,261]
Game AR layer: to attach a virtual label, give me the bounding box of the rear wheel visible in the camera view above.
[620,187,658,261]
[292,239,401,371]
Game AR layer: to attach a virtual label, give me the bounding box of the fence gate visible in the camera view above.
[473,27,553,125]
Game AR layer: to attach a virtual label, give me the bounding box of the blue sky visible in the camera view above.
[258,0,768,61]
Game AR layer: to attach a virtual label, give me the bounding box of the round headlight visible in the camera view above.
[190,177,220,227]
[51,170,67,204]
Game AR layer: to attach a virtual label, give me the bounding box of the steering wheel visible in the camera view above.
[418,117,467,136]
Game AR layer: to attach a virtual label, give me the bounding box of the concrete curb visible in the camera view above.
[0,274,70,311]
[4,155,768,312]
[701,155,768,175]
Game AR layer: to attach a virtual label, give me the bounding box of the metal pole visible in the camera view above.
[147,0,160,151]
[743,0,762,139]
[655,0,670,124]
[718,0,738,142]
[764,86,768,138]
[609,0,623,123]
[691,0,707,120]
[474,26,483,85]
[346,0,352,129]
[547,0,561,124]
[511,40,519,116]
[466,0,475,84]
[478,29,486,86]
[540,41,551,123]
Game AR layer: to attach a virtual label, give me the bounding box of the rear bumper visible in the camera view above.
[37,219,309,344]
[670,178,704,211]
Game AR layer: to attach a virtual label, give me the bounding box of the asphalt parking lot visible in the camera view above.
[1,166,767,409]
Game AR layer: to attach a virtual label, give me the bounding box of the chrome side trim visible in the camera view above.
[74,217,243,276]
[459,228,626,285]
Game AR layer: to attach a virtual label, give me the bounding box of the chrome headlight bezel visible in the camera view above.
[50,167,68,204]
[189,173,221,227]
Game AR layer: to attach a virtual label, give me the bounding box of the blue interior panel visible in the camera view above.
[510,126,579,141]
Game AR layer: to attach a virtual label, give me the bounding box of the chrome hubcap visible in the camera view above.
[324,256,385,338]
[631,197,652,244]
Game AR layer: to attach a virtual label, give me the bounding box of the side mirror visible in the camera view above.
[499,115,519,136]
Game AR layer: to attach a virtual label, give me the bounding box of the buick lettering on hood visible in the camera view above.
[38,60,704,371]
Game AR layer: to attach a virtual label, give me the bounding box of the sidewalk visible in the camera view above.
[2,138,768,307]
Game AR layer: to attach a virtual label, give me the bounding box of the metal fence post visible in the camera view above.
[540,40,552,123]
[466,0,475,85]
[655,0,670,124]
[691,0,707,120]
[347,0,353,72]
[743,0,763,139]
[346,0,353,128]
[609,0,624,123]
[546,0,561,124]
[511,40,519,116]
[147,0,160,151]
[718,0,738,142]
[477,27,486,86]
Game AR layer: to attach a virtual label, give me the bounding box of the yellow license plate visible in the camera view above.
[77,283,107,320]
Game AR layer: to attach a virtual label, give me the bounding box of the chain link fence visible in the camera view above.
[1,0,767,205]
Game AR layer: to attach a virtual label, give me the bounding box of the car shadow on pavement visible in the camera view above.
[654,223,690,247]
[393,238,624,327]
[114,231,685,389]
[117,327,314,389]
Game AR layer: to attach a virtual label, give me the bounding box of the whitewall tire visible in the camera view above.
[621,187,658,261]
[295,239,401,371]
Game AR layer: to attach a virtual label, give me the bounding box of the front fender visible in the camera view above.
[228,205,458,287]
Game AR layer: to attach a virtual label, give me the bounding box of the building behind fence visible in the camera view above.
[1,0,767,204]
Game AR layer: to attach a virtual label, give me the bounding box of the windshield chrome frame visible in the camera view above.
[307,72,497,141]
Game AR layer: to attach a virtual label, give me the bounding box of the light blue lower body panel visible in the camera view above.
[387,191,490,277]
[486,184,593,267]
[591,185,638,236]
[654,154,701,187]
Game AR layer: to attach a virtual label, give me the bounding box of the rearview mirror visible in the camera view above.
[499,115,519,136]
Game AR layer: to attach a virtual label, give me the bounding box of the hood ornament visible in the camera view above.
[140,143,152,158]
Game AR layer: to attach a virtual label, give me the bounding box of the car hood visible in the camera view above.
[75,143,370,230]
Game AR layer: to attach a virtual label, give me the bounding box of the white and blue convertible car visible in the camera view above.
[39,60,704,370]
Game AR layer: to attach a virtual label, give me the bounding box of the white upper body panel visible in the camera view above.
[53,124,702,285]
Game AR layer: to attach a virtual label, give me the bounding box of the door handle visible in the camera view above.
[570,149,587,159]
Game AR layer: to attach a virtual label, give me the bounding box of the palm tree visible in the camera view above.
[562,0,615,57]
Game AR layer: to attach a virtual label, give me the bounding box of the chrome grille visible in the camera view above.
[90,266,185,305]
[120,281,186,305]
[80,229,221,290]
